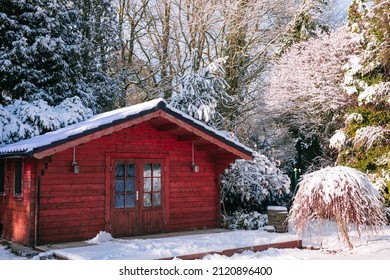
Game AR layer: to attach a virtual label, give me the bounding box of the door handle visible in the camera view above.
[136,191,139,201]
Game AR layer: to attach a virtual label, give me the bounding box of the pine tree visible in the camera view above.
[72,0,123,111]
[331,0,390,207]
[0,0,81,105]
[0,0,122,112]
[277,0,330,56]
[170,55,233,130]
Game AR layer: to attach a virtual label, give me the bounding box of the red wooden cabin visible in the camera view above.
[0,99,253,246]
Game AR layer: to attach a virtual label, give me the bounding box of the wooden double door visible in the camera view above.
[111,158,165,236]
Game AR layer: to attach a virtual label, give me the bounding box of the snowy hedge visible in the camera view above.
[221,211,268,230]
[221,153,292,216]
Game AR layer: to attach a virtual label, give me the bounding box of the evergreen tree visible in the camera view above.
[170,55,233,130]
[331,0,390,207]
[72,0,123,111]
[0,0,122,112]
[277,0,331,56]
[0,0,81,105]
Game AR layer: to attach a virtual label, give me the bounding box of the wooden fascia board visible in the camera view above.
[32,111,161,159]
[158,111,253,160]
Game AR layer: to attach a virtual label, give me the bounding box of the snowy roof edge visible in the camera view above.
[0,98,253,158]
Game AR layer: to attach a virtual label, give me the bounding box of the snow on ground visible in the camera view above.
[0,246,25,260]
[1,225,390,260]
[49,230,298,260]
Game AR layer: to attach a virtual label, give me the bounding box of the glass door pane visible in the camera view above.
[143,162,162,208]
[115,162,136,209]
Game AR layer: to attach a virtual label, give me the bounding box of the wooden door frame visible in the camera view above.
[104,152,169,235]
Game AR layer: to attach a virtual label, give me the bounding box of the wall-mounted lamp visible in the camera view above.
[191,142,199,173]
[191,162,199,173]
[72,147,79,174]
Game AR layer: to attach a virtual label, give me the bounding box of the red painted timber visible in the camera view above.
[2,117,246,245]
[159,240,303,260]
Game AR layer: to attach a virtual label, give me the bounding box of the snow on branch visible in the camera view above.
[358,82,390,106]
[170,57,233,129]
[353,126,390,150]
[221,152,291,215]
[0,97,92,146]
[329,129,347,150]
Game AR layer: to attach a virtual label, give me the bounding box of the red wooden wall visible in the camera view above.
[32,121,234,244]
[0,158,36,246]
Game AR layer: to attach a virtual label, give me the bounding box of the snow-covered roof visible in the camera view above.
[0,98,253,158]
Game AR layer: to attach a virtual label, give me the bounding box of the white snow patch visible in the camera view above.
[267,206,288,211]
[2,226,390,260]
[345,112,363,124]
[87,231,114,244]
[49,230,298,260]
[329,130,347,150]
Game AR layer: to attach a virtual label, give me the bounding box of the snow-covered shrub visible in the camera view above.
[221,211,268,230]
[7,100,63,135]
[358,82,390,106]
[329,130,347,150]
[289,166,387,250]
[221,153,291,216]
[353,126,390,150]
[345,113,363,124]
[54,96,93,125]
[170,55,233,129]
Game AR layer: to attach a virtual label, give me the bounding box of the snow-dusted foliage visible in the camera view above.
[0,0,121,112]
[0,97,92,145]
[277,0,330,55]
[329,130,347,150]
[358,82,390,106]
[0,106,34,145]
[333,0,390,207]
[221,211,268,230]
[255,27,355,172]
[289,166,387,249]
[353,126,390,150]
[345,112,363,124]
[342,1,389,101]
[170,57,233,129]
[221,153,291,216]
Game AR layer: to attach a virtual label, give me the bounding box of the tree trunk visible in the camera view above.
[334,211,353,250]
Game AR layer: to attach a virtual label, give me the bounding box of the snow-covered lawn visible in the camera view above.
[48,230,299,260]
[1,224,390,260]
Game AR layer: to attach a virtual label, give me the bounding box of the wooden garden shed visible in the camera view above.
[0,99,253,246]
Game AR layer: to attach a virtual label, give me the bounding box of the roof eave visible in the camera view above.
[160,106,253,159]
[29,104,163,158]
[0,99,253,160]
